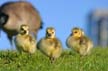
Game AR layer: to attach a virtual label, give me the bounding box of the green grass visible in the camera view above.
[0,47,108,71]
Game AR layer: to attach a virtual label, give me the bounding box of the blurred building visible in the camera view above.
[88,9,108,47]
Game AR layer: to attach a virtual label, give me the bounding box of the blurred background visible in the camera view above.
[0,0,108,50]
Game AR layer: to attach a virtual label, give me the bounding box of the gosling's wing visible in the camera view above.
[85,36,93,49]
[66,36,75,48]
[14,34,24,51]
[66,36,71,48]
[80,36,93,51]
[37,38,42,49]
[53,38,62,48]
[14,34,22,46]
[80,36,93,45]
[37,38,46,49]
[24,35,36,43]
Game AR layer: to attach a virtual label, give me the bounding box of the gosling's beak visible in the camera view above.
[47,33,51,37]
[20,30,27,34]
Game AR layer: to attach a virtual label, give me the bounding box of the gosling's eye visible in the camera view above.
[74,31,77,33]
[52,31,54,33]
[21,28,24,30]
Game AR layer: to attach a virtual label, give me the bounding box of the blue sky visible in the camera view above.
[0,0,108,50]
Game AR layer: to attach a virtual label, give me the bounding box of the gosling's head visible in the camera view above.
[46,27,55,38]
[19,24,29,35]
[71,27,84,38]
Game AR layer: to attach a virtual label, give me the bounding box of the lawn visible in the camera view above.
[0,47,108,71]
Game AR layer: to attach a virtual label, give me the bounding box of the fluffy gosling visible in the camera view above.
[37,27,62,63]
[66,27,93,56]
[14,24,36,54]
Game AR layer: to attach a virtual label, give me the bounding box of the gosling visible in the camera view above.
[66,27,93,56]
[37,27,62,63]
[14,24,36,54]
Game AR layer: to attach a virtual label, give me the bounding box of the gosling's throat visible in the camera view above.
[46,35,55,39]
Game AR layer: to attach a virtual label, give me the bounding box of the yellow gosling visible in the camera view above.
[37,27,62,63]
[66,27,93,56]
[14,24,36,54]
